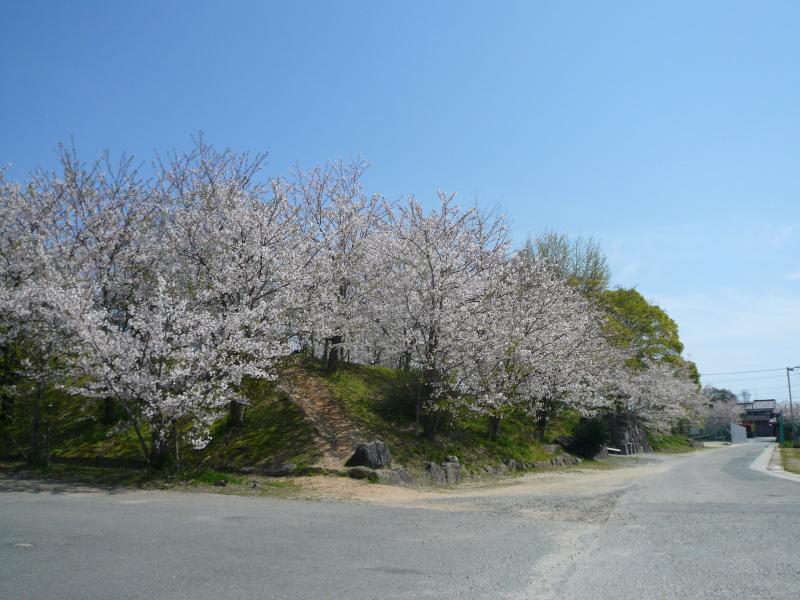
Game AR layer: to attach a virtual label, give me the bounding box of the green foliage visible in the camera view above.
[529,231,611,295]
[600,288,700,383]
[182,468,243,486]
[569,418,609,458]
[600,288,682,359]
[544,410,582,442]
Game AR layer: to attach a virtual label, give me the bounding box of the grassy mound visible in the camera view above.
[648,433,697,453]
[2,358,585,478]
[307,358,561,474]
[1,378,319,472]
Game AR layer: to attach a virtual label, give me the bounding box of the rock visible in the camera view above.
[504,458,517,471]
[543,444,561,454]
[348,466,375,480]
[346,440,392,469]
[213,479,227,487]
[261,463,296,477]
[375,468,414,486]
[444,461,461,484]
[426,461,445,485]
[593,446,609,460]
[555,435,573,449]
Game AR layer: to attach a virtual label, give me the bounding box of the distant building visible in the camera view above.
[738,399,781,438]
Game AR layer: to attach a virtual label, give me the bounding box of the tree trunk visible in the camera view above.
[101,397,115,424]
[150,430,170,469]
[228,400,244,426]
[0,392,13,423]
[43,421,51,467]
[326,335,343,371]
[536,413,548,443]
[488,415,501,440]
[423,412,444,441]
[29,382,43,465]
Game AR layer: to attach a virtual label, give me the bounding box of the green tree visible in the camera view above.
[530,230,611,295]
[600,288,698,383]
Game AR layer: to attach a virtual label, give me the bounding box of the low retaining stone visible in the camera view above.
[348,466,376,480]
[375,468,414,486]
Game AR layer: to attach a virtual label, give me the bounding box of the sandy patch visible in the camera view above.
[289,457,672,509]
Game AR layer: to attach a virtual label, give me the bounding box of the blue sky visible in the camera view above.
[2,1,799,397]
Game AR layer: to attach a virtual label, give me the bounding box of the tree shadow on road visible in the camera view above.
[0,474,130,495]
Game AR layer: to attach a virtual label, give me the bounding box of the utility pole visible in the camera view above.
[787,366,798,441]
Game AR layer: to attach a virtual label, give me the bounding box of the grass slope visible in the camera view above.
[648,433,698,453]
[1,378,319,472]
[3,357,585,479]
[307,357,559,474]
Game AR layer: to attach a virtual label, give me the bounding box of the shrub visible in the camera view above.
[569,418,609,458]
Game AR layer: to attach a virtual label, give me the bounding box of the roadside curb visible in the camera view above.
[750,443,800,484]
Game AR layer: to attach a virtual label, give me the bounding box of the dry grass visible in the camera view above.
[780,447,800,475]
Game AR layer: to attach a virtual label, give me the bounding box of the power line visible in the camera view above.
[703,374,789,384]
[700,367,787,376]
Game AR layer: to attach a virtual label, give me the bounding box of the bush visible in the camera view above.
[569,418,609,458]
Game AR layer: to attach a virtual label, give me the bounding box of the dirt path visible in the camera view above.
[292,455,672,509]
[278,368,366,468]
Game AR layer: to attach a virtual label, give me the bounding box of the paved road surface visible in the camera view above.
[1,442,798,599]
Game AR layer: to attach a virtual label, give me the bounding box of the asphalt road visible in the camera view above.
[1,442,798,599]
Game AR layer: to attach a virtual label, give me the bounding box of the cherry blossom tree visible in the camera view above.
[381,193,510,438]
[0,165,87,463]
[1,143,306,466]
[293,161,387,370]
[613,361,702,435]
[463,247,615,440]
[158,142,308,425]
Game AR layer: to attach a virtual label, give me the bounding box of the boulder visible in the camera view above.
[504,458,518,471]
[375,468,414,486]
[348,466,375,480]
[346,440,392,469]
[444,461,461,484]
[555,435,573,449]
[426,461,445,485]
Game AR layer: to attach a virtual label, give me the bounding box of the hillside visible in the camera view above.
[0,356,584,481]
